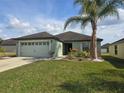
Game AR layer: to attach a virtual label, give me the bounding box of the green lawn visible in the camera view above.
[0,56,124,93]
[0,52,16,57]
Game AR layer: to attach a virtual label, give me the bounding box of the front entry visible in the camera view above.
[63,43,72,55]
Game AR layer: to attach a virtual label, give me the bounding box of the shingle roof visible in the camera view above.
[15,32,61,41]
[111,38,124,45]
[55,31,103,42]
[1,38,16,46]
[101,43,110,48]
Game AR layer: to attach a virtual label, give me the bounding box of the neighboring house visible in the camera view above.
[109,38,124,59]
[101,43,110,54]
[15,31,103,58]
[0,39,16,53]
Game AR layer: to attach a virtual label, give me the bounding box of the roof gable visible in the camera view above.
[56,31,103,42]
[111,38,124,45]
[15,32,59,40]
[101,43,110,48]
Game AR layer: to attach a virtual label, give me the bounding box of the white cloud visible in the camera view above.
[0,29,3,33]
[6,16,37,34]
[2,8,124,43]
[10,16,30,28]
[34,17,64,34]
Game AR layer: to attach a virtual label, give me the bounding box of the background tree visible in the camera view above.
[64,0,124,60]
[0,38,2,45]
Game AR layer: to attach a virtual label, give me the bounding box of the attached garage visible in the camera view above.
[16,32,63,58]
[20,41,50,57]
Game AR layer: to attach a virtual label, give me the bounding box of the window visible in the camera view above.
[28,42,31,45]
[31,42,34,45]
[39,42,42,45]
[21,42,24,46]
[114,45,118,55]
[46,42,49,45]
[82,42,90,51]
[35,42,38,45]
[24,42,27,45]
[43,42,46,45]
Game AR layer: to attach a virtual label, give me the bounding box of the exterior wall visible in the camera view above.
[97,41,101,56]
[53,40,63,57]
[101,48,107,53]
[72,42,81,50]
[72,41,101,56]
[17,39,63,57]
[109,45,114,56]
[1,45,16,53]
[109,43,124,59]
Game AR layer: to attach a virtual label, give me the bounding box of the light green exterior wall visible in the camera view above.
[72,41,101,53]
[51,40,63,57]
[97,41,101,56]
[109,43,124,59]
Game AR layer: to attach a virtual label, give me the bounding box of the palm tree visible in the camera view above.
[64,0,124,60]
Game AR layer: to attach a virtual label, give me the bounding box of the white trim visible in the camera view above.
[80,42,82,51]
[18,42,21,56]
[49,40,51,51]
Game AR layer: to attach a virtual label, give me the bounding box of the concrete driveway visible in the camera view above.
[0,57,38,72]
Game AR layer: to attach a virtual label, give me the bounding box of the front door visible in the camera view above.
[63,43,72,55]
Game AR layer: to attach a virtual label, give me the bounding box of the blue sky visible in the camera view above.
[0,0,124,44]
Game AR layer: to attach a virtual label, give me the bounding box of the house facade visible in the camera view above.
[16,32,63,58]
[56,31,102,56]
[0,39,16,53]
[109,38,124,59]
[15,31,103,58]
[101,43,110,54]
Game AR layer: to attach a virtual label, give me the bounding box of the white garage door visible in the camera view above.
[20,41,50,57]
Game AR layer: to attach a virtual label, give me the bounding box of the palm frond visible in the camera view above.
[64,16,82,30]
[99,6,119,19]
[64,16,91,30]
[98,0,123,19]
[81,16,91,29]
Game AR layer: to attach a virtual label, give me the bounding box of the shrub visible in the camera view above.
[68,48,90,58]
[0,47,5,52]
[70,48,78,52]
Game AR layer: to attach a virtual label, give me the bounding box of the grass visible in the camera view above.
[0,52,16,57]
[0,56,124,93]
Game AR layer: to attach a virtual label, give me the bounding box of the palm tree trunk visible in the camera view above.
[91,21,98,59]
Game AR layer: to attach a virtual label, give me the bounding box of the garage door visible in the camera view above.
[20,41,50,57]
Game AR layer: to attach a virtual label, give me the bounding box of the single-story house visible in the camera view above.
[109,38,124,59]
[101,43,110,54]
[0,38,16,53]
[15,31,103,58]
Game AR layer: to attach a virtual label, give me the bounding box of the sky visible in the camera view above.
[0,0,124,45]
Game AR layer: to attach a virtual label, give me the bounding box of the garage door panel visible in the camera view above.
[34,46,49,57]
[20,41,50,57]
